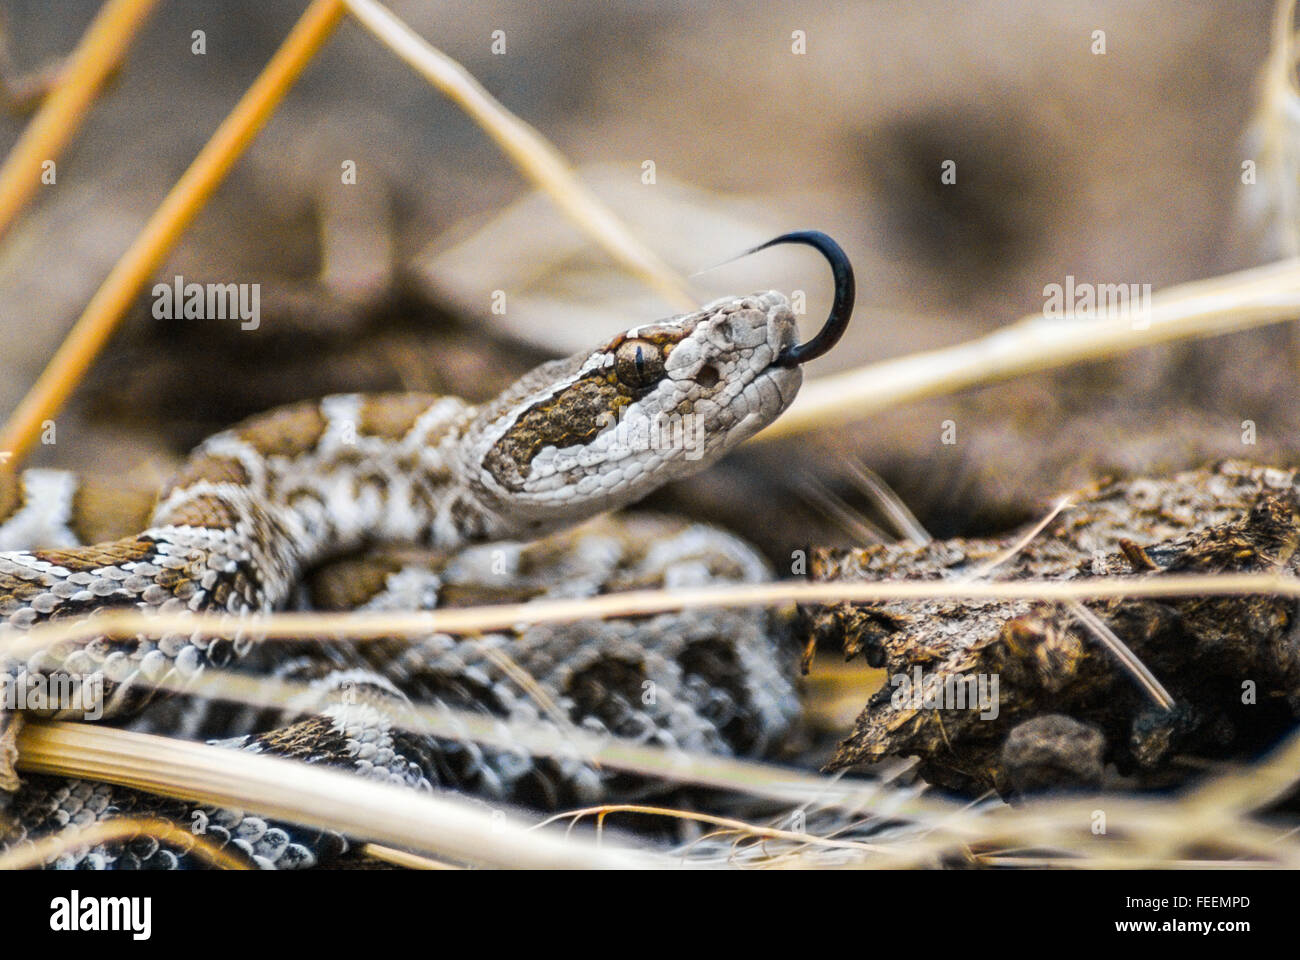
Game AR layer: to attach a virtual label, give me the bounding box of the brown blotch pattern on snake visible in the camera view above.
[357,393,441,441]
[159,454,252,502]
[483,372,630,491]
[30,537,157,572]
[236,402,328,458]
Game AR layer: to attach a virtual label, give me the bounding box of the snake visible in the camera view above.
[0,231,855,868]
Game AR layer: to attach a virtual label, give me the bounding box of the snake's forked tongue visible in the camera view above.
[691,229,855,369]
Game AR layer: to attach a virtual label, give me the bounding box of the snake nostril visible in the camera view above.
[697,364,720,389]
[713,319,733,341]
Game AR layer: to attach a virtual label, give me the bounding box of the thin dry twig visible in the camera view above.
[764,256,1300,440]
[537,804,886,855]
[961,496,1074,581]
[949,495,1177,711]
[843,460,932,544]
[1065,599,1176,710]
[0,815,250,870]
[0,0,347,465]
[6,571,1300,660]
[340,0,693,311]
[1247,0,1300,255]
[358,843,460,870]
[0,0,160,241]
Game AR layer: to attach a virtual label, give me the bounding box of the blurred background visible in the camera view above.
[0,0,1288,556]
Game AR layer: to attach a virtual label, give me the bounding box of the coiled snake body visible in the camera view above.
[0,232,855,868]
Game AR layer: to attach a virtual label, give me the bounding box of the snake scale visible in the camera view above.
[0,231,855,869]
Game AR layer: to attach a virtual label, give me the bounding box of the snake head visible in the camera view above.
[462,292,803,533]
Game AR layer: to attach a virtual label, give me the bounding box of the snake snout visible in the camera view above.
[766,299,800,360]
[740,230,856,368]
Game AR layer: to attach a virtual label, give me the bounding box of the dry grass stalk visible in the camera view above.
[341,0,693,310]
[0,816,249,870]
[7,571,1300,662]
[0,0,347,464]
[15,720,660,869]
[0,0,160,241]
[765,256,1300,439]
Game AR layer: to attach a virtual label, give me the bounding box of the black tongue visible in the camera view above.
[741,231,854,367]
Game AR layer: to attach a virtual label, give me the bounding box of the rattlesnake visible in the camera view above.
[0,231,854,868]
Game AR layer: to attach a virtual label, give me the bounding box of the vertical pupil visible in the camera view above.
[635,346,645,377]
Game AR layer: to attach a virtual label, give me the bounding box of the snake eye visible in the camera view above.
[614,339,665,389]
